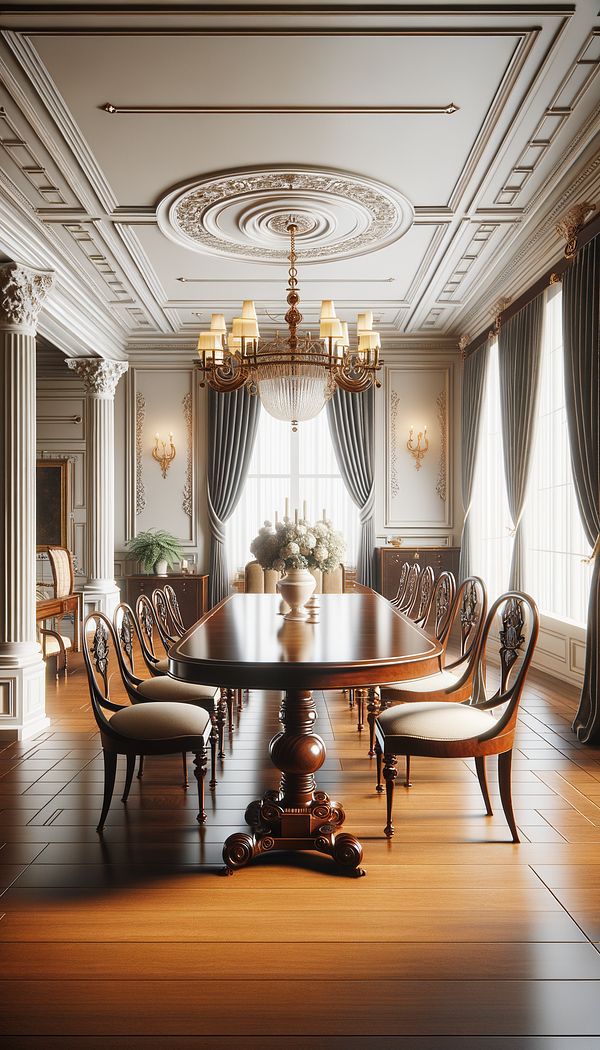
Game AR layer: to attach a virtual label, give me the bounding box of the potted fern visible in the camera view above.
[125,529,183,576]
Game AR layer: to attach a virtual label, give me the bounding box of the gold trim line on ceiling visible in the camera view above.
[102,102,459,115]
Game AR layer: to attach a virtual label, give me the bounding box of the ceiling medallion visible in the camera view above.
[156,167,414,263]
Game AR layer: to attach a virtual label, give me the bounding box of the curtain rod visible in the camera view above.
[462,206,600,359]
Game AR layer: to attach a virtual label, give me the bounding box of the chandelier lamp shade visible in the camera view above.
[196,216,382,429]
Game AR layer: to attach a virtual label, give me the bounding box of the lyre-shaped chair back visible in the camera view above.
[398,563,421,614]
[390,562,410,608]
[471,592,539,740]
[82,613,130,731]
[164,584,186,635]
[113,603,147,694]
[426,570,456,641]
[441,575,487,674]
[408,565,435,627]
[152,588,179,645]
[135,594,167,661]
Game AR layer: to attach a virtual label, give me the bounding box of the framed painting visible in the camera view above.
[36,459,70,548]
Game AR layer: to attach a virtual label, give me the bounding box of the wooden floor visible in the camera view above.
[1,654,600,1047]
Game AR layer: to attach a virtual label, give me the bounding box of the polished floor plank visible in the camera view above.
[2,978,600,1037]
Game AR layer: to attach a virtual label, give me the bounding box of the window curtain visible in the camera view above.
[207,388,261,607]
[562,235,600,744]
[327,386,375,586]
[498,293,545,590]
[459,341,490,581]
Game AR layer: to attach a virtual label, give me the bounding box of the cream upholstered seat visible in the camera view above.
[154,657,169,673]
[383,668,461,696]
[377,700,496,741]
[136,676,218,703]
[110,701,211,740]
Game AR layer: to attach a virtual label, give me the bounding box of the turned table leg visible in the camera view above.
[222,689,365,877]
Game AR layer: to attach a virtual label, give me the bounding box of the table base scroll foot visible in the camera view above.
[221,789,363,876]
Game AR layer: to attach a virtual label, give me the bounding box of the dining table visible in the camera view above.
[168,591,443,876]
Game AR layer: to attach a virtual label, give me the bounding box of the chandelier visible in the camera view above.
[196,217,382,430]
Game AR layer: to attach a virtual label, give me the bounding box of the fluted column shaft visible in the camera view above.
[0,263,54,739]
[87,393,116,587]
[67,359,127,616]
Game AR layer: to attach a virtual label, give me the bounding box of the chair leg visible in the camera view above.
[121,752,136,803]
[375,743,383,793]
[218,691,228,758]
[383,754,398,838]
[498,750,519,842]
[194,748,207,824]
[356,688,365,731]
[367,689,380,758]
[97,749,117,832]
[182,751,189,789]
[405,755,411,788]
[348,688,354,710]
[209,724,217,790]
[475,755,493,816]
[137,755,145,779]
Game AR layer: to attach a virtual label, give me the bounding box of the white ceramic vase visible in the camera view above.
[277,568,316,622]
[154,558,168,576]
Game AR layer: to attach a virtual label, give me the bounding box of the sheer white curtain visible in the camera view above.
[523,287,593,624]
[227,411,360,577]
[469,340,513,601]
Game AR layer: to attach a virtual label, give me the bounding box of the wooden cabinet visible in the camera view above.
[377,546,460,601]
[125,574,209,628]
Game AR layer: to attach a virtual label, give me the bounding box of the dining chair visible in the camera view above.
[426,570,456,643]
[36,585,71,679]
[365,576,486,757]
[82,612,213,832]
[407,564,435,627]
[114,602,224,778]
[397,562,421,614]
[375,591,539,842]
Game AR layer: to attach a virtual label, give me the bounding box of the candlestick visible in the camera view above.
[294,508,298,524]
[303,500,307,520]
[322,507,326,521]
[275,511,279,526]
[285,497,289,519]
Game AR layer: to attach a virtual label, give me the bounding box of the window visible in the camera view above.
[524,287,593,624]
[469,340,513,602]
[227,410,360,577]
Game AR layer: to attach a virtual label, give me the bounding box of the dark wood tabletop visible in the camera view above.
[168,591,442,690]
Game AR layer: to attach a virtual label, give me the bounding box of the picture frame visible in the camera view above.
[36,459,70,548]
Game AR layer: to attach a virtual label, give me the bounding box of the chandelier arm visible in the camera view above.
[203,365,250,393]
[333,369,375,394]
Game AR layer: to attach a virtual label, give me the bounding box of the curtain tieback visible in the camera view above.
[582,533,600,565]
[359,484,375,525]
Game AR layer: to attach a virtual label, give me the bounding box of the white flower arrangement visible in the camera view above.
[250,518,346,574]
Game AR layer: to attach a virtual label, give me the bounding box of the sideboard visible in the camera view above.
[125,574,209,628]
[376,546,460,601]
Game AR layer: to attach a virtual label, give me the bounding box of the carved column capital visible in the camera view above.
[67,358,128,397]
[0,262,54,333]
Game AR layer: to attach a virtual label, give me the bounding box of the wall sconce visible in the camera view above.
[152,431,176,478]
[407,424,429,471]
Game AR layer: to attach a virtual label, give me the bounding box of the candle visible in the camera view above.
[275,511,279,526]
[285,497,289,520]
[303,500,307,520]
[322,507,326,521]
[294,508,298,524]
[424,425,427,437]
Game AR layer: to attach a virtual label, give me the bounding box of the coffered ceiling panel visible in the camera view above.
[0,3,598,355]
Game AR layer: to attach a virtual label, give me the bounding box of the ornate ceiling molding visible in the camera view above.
[103,102,458,116]
[157,167,414,264]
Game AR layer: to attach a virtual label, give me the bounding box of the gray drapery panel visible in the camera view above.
[327,385,375,586]
[563,235,600,744]
[498,293,545,590]
[207,387,261,607]
[459,342,490,581]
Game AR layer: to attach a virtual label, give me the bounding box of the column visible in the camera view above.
[67,359,127,617]
[0,262,54,740]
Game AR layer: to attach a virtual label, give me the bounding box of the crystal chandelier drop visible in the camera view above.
[196,217,382,430]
